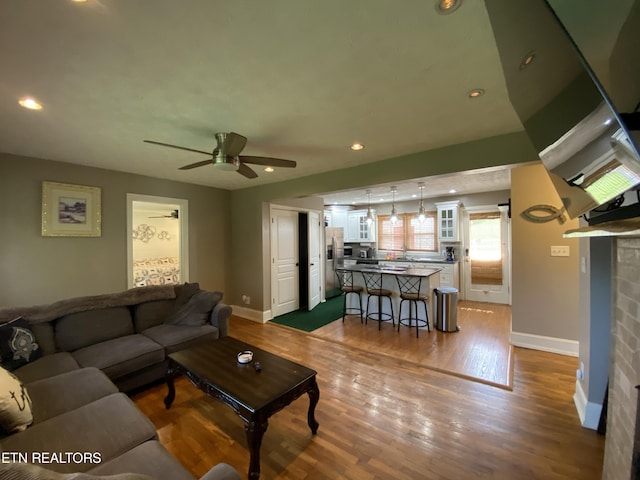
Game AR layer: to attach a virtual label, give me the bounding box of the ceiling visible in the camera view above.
[0,0,624,204]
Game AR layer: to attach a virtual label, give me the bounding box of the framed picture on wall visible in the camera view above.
[41,181,102,237]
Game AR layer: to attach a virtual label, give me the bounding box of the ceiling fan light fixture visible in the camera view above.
[212,159,239,171]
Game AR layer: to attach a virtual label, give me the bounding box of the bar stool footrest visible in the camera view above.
[366,312,394,323]
[398,317,429,329]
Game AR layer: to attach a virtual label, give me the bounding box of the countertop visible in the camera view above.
[340,264,442,277]
[380,258,459,264]
[343,257,459,265]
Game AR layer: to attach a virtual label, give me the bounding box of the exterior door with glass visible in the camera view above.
[462,206,510,304]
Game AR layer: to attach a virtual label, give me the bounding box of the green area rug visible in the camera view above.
[271,295,344,332]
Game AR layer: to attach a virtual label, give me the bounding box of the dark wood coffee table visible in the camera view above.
[164,336,320,479]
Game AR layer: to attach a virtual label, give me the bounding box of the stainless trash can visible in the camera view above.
[434,287,459,332]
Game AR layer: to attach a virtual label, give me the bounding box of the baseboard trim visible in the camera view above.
[573,380,602,430]
[510,331,579,357]
[231,305,271,324]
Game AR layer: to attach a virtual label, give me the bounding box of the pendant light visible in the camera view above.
[366,190,374,225]
[390,186,398,224]
[417,182,426,223]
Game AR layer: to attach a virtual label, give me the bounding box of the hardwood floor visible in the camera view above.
[312,299,513,389]
[131,308,605,480]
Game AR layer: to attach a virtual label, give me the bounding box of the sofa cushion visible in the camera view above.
[0,366,32,434]
[55,307,134,352]
[131,283,201,333]
[87,440,194,480]
[142,324,218,353]
[132,299,175,333]
[0,318,42,371]
[13,352,79,384]
[28,321,56,355]
[165,291,222,327]
[27,367,118,424]
[0,393,158,474]
[71,335,164,381]
[0,462,153,479]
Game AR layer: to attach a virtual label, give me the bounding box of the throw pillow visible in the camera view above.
[0,462,154,479]
[173,282,200,309]
[0,365,33,433]
[164,291,222,326]
[0,317,43,371]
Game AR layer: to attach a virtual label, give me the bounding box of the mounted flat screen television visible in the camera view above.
[485,0,640,229]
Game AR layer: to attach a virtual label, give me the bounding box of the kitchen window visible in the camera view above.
[377,212,438,252]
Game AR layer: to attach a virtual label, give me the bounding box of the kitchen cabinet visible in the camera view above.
[332,209,348,230]
[346,209,375,242]
[324,208,348,230]
[419,262,459,290]
[378,260,459,292]
[436,201,461,242]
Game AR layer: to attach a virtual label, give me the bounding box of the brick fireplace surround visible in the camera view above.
[604,237,640,478]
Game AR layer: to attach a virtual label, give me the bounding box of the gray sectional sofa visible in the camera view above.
[3,282,231,392]
[0,284,241,480]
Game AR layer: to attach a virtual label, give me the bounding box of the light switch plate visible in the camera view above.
[550,245,570,257]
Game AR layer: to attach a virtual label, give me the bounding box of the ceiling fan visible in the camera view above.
[148,209,179,219]
[143,132,297,179]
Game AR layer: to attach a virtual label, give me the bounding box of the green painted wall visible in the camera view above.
[0,153,230,306]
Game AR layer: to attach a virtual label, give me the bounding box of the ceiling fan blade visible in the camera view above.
[144,140,211,156]
[221,132,248,157]
[237,162,258,179]
[239,156,297,168]
[178,159,214,170]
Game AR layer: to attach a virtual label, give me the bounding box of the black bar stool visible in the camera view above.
[395,274,430,337]
[361,271,394,329]
[335,269,364,322]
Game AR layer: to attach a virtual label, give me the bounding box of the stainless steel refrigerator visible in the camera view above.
[325,227,344,298]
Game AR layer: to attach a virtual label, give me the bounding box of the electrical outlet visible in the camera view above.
[550,245,570,257]
[242,295,251,305]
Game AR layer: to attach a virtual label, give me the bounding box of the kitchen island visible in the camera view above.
[339,264,442,327]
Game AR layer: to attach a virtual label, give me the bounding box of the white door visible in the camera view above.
[271,208,300,316]
[463,206,511,304]
[308,211,321,311]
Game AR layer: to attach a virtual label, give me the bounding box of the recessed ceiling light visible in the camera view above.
[436,0,463,15]
[467,89,485,99]
[449,189,457,194]
[411,194,417,198]
[519,51,536,70]
[18,97,43,110]
[350,143,364,151]
[264,167,274,173]
[71,0,88,3]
